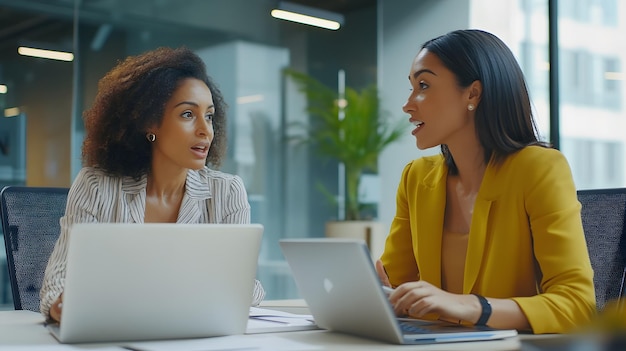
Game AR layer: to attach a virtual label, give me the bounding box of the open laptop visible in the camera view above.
[279,238,518,345]
[48,223,263,344]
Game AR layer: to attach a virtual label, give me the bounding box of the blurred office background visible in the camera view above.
[0,0,624,308]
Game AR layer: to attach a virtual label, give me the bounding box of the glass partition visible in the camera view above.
[0,0,378,309]
[1,0,622,311]
[558,0,626,189]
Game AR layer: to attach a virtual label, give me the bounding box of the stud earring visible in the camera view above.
[467,104,475,111]
[146,133,156,142]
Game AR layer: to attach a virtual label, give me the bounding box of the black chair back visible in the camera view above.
[577,188,626,311]
[0,186,68,311]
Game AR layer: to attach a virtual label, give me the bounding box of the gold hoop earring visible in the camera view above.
[146,133,156,142]
[468,104,475,111]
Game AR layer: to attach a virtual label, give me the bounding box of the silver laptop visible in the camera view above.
[48,223,263,344]
[279,238,518,345]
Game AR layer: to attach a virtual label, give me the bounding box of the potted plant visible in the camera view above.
[285,69,405,256]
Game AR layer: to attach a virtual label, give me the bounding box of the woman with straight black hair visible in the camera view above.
[376,29,595,334]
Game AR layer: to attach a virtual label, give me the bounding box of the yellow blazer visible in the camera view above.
[381,146,596,334]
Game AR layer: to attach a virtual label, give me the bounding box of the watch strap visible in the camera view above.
[472,294,492,326]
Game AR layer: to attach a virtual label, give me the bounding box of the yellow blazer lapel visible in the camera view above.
[463,164,499,293]
[463,197,493,293]
[414,158,447,287]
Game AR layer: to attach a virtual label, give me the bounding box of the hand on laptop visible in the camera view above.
[375,259,392,289]
[50,293,63,323]
[386,281,479,322]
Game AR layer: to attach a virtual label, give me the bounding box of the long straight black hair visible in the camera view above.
[421,29,548,174]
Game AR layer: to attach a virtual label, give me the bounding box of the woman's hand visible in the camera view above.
[375,259,392,288]
[388,281,480,323]
[49,293,63,323]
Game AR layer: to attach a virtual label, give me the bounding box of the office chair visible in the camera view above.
[577,188,626,312]
[0,186,68,312]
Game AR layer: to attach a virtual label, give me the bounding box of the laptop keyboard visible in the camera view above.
[399,321,433,334]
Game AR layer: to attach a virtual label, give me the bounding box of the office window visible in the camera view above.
[0,0,379,306]
[559,0,626,188]
[473,0,625,188]
[561,51,621,109]
[560,0,618,26]
[561,50,591,106]
[603,57,622,109]
[472,0,550,139]
[563,138,624,189]
[521,41,549,96]
[595,0,618,26]
[605,140,622,183]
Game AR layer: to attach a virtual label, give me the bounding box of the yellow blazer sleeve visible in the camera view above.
[509,148,596,333]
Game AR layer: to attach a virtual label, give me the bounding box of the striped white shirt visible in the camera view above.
[40,166,265,318]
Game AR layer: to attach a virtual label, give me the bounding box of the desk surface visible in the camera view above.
[0,305,597,351]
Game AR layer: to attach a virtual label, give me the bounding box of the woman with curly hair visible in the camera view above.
[40,47,265,323]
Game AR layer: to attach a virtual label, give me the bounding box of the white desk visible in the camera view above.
[0,306,596,351]
[0,310,58,345]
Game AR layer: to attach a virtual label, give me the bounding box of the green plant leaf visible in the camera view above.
[284,68,405,220]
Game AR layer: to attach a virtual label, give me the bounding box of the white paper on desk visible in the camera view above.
[249,307,314,319]
[246,307,318,334]
[125,334,318,351]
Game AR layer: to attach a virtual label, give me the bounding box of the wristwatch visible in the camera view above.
[472,294,492,326]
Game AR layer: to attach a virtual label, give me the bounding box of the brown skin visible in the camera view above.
[375,49,531,331]
[49,293,63,322]
[48,78,216,323]
[144,78,215,223]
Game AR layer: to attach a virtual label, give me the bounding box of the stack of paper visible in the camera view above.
[246,307,319,334]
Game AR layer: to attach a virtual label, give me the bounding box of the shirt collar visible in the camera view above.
[121,168,213,200]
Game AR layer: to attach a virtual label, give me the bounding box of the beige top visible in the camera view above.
[441,229,469,294]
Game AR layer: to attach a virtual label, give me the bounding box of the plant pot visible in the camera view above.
[325,220,387,261]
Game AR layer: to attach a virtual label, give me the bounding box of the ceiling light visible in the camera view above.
[18,46,74,62]
[0,85,7,94]
[237,94,264,104]
[271,1,344,30]
[4,107,21,117]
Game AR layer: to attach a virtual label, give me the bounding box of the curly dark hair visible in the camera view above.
[82,46,227,179]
